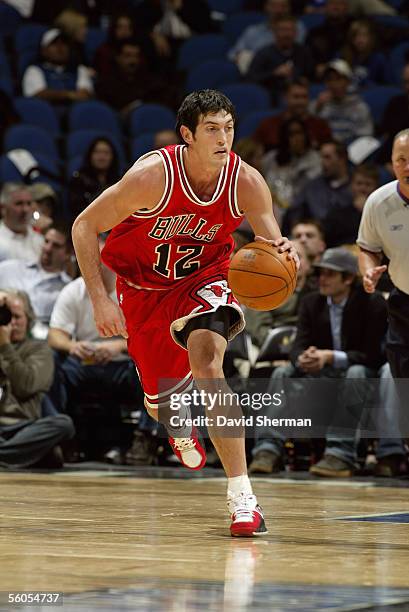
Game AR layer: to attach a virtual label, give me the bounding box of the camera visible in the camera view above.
[0,304,12,326]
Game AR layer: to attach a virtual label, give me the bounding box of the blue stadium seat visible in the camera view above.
[68,101,120,134]
[0,151,61,191]
[186,59,240,92]
[309,83,325,99]
[15,23,47,54]
[177,34,229,71]
[207,0,245,14]
[236,109,281,140]
[389,41,409,84]
[0,2,22,36]
[18,50,37,77]
[131,133,156,160]
[300,14,325,32]
[373,14,409,30]
[85,27,107,65]
[129,104,176,137]
[361,85,401,125]
[0,44,11,79]
[4,125,58,159]
[66,155,83,178]
[14,97,59,133]
[0,154,22,183]
[220,83,271,117]
[66,129,126,167]
[222,11,265,45]
[0,75,13,97]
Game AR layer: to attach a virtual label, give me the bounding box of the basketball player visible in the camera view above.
[72,90,299,537]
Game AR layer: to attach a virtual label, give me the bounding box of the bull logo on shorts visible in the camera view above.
[206,283,226,298]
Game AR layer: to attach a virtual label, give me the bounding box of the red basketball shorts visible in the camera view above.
[117,264,245,409]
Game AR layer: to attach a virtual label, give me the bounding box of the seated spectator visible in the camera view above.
[253,78,332,151]
[95,12,135,77]
[245,240,315,347]
[68,137,120,222]
[282,140,352,233]
[306,0,352,78]
[55,8,88,66]
[96,39,168,112]
[311,59,373,144]
[290,219,326,265]
[47,236,150,462]
[248,16,315,102]
[228,0,306,74]
[249,248,387,476]
[340,20,387,88]
[0,289,74,469]
[0,183,44,262]
[0,223,72,338]
[324,163,380,247]
[234,137,265,174]
[22,28,93,104]
[30,183,59,232]
[377,63,409,165]
[263,118,321,216]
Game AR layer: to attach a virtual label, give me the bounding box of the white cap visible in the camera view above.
[41,28,63,48]
[324,59,353,80]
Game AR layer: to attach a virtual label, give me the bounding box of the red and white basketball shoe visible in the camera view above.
[168,426,207,470]
[228,493,268,537]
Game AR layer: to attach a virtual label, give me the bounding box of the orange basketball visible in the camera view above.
[228,241,297,311]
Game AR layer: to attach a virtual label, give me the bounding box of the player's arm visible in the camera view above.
[72,155,165,338]
[358,248,386,294]
[238,162,299,267]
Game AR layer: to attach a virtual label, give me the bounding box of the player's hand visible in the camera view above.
[93,297,128,339]
[255,235,300,270]
[363,265,387,293]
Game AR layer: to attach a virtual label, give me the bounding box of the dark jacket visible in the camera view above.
[290,285,387,369]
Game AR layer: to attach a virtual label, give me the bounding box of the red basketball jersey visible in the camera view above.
[101,144,243,289]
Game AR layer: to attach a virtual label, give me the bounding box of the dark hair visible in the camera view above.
[114,37,141,56]
[352,162,380,185]
[276,118,311,165]
[45,221,74,252]
[176,89,236,139]
[320,139,349,163]
[284,77,310,94]
[290,218,325,240]
[81,137,120,184]
[108,12,134,44]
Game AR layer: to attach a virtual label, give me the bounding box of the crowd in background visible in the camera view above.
[0,0,408,476]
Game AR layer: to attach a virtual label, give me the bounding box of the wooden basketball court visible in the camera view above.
[1,467,409,611]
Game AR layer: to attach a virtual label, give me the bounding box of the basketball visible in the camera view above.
[228,241,297,310]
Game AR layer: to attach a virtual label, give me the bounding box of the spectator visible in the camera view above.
[0,183,44,262]
[245,240,315,347]
[263,118,321,215]
[0,223,72,336]
[253,78,332,151]
[248,16,315,101]
[311,59,374,144]
[290,219,326,264]
[47,236,148,459]
[68,137,120,222]
[377,63,409,165]
[249,248,387,476]
[228,0,306,74]
[95,13,135,77]
[30,183,59,232]
[234,137,265,174]
[96,39,168,112]
[22,28,93,104]
[154,129,180,149]
[324,163,380,247]
[0,289,74,469]
[340,20,387,88]
[55,8,88,66]
[283,140,352,232]
[306,0,352,77]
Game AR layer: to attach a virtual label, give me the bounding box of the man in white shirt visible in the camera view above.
[22,28,93,104]
[0,182,44,262]
[0,222,72,336]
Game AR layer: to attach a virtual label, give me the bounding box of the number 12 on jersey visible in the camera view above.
[154,244,204,279]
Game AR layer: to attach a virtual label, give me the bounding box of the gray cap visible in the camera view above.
[313,248,358,275]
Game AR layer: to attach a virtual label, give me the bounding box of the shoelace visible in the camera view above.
[173,437,195,451]
[231,495,256,521]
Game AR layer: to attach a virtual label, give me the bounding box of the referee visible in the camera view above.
[357,128,409,378]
